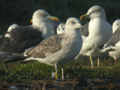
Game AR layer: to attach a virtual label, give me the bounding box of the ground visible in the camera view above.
[0,56,120,83]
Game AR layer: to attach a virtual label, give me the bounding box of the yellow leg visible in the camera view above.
[61,67,64,80]
[90,56,94,68]
[54,64,58,80]
[55,72,58,80]
[97,56,100,67]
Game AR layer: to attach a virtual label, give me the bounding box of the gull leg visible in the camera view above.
[90,56,94,68]
[97,56,100,67]
[54,64,58,80]
[61,65,64,80]
[114,58,117,64]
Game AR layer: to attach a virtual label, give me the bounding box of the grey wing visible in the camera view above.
[0,26,43,53]
[26,34,63,58]
[104,28,120,47]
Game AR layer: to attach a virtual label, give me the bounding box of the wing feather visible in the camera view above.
[26,34,63,58]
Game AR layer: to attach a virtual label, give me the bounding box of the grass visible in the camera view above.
[0,56,120,83]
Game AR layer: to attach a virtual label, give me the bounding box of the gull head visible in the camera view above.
[32,9,50,20]
[112,19,120,33]
[80,5,106,20]
[7,24,19,32]
[4,24,19,38]
[31,9,50,25]
[31,9,59,26]
[65,17,82,32]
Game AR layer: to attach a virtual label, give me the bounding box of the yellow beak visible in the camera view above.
[30,16,60,24]
[80,14,88,20]
[48,16,60,22]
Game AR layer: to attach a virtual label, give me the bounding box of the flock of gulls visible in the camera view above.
[0,5,120,80]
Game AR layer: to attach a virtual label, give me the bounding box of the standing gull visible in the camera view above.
[77,5,112,68]
[0,9,59,53]
[103,19,120,63]
[24,17,83,80]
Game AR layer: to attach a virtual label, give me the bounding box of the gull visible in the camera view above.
[103,19,120,63]
[23,17,83,80]
[77,5,112,68]
[0,9,59,53]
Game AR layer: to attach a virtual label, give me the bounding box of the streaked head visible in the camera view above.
[31,9,49,25]
[32,9,49,19]
[31,9,59,25]
[65,17,82,31]
[112,19,120,33]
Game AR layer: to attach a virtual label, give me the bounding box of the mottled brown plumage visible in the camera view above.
[26,34,63,58]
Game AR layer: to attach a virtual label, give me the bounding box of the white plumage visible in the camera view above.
[76,5,112,68]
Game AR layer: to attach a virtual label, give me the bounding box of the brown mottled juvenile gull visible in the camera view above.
[0,9,59,53]
[24,17,83,80]
[76,5,112,68]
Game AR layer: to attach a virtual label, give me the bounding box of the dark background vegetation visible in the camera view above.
[0,0,120,29]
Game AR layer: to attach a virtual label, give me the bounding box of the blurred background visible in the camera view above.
[0,0,120,33]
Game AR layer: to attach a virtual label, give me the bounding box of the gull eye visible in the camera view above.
[42,13,48,17]
[117,23,119,26]
[71,21,76,25]
[39,12,48,17]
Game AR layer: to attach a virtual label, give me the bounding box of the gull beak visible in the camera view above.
[48,16,60,22]
[30,19,32,24]
[80,14,88,20]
